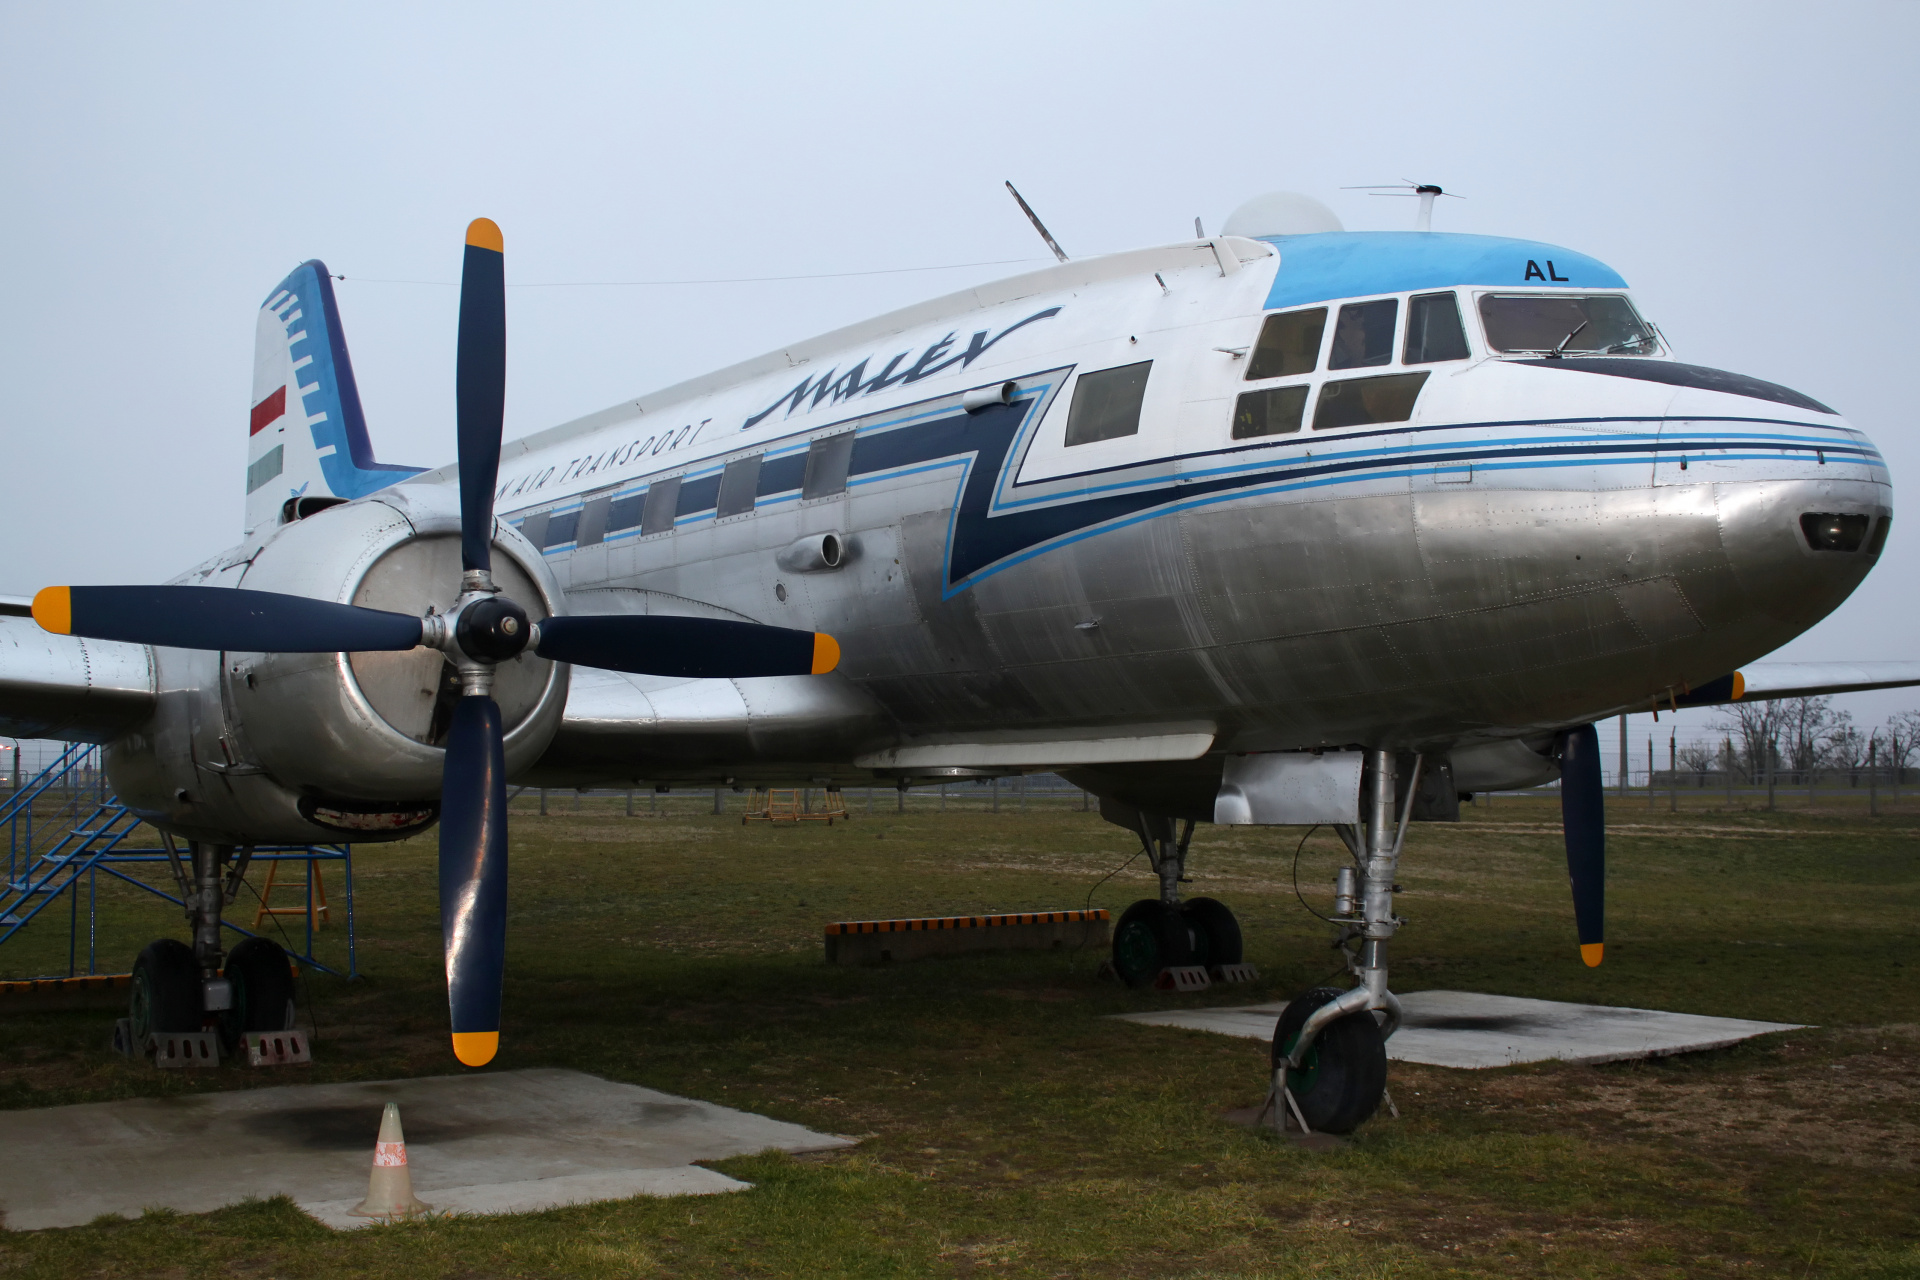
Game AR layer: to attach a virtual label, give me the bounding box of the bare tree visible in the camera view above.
[1777,696,1838,777]
[1883,711,1920,782]
[1718,700,1784,782]
[1677,741,1718,775]
[1823,711,1868,784]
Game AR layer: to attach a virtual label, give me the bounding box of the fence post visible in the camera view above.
[897,783,905,814]
[991,778,1000,814]
[1869,738,1879,817]
[539,788,548,816]
[713,788,724,816]
[1647,737,1655,810]
[1669,733,1678,814]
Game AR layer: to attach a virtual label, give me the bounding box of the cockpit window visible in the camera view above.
[1479,293,1657,356]
[1247,308,1325,380]
[1404,292,1471,364]
[1328,299,1398,370]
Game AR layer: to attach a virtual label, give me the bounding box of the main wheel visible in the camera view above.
[1181,897,1243,967]
[1270,986,1388,1135]
[1111,899,1194,988]
[221,936,296,1053]
[130,938,202,1042]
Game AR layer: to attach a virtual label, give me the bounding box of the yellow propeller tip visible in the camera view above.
[465,218,503,253]
[31,586,71,635]
[811,632,841,675]
[1580,942,1604,968]
[451,1031,498,1066]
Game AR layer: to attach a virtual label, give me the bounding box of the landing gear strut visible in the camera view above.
[1108,812,1244,987]
[1269,748,1418,1134]
[130,836,295,1058]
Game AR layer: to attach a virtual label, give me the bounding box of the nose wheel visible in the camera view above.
[1269,986,1387,1134]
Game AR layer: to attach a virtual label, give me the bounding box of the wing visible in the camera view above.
[1675,661,1920,708]
[0,605,155,742]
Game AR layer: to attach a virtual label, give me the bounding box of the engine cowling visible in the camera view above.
[107,484,568,844]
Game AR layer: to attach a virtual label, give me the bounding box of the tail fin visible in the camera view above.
[245,261,424,536]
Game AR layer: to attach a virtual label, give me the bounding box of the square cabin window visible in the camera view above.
[1246,308,1326,380]
[1233,385,1309,439]
[716,454,763,518]
[801,431,855,499]
[1313,371,1430,431]
[639,477,681,535]
[1403,292,1471,364]
[1064,360,1152,446]
[1328,299,1398,370]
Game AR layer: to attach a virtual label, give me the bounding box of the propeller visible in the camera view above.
[1556,722,1606,967]
[31,217,842,1067]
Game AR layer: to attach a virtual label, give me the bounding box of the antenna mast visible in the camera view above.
[1005,182,1069,263]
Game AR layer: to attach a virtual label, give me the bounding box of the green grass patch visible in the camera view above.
[1,793,1916,1276]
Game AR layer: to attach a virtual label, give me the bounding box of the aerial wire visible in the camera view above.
[330,256,1048,289]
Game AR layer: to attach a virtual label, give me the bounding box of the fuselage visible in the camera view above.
[479,232,1888,754]
[101,230,1892,841]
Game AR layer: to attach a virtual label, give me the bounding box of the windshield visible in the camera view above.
[1478,293,1658,356]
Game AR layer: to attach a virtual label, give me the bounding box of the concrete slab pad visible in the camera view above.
[1114,989,1804,1069]
[0,1067,853,1231]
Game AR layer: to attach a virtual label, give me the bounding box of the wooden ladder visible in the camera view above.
[252,859,330,931]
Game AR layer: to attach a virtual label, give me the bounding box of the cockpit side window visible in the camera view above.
[1065,360,1152,446]
[1246,308,1326,380]
[1404,292,1471,364]
[1313,371,1429,430]
[1478,293,1656,355]
[1328,299,1398,370]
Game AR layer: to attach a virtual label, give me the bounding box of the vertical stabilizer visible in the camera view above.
[245,262,424,536]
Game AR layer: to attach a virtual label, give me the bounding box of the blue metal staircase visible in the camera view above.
[0,745,356,979]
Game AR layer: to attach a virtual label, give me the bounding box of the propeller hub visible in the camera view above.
[455,594,532,663]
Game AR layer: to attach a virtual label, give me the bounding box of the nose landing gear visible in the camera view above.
[1268,749,1417,1135]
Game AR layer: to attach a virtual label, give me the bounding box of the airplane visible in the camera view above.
[3,189,1913,1134]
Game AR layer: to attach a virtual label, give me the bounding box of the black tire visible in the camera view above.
[221,936,295,1052]
[1181,897,1242,967]
[1111,899,1194,988]
[1269,986,1388,1135]
[130,939,202,1041]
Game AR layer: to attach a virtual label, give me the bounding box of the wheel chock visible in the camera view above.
[244,1029,312,1066]
[1211,963,1259,984]
[150,1030,221,1068]
[1154,965,1212,992]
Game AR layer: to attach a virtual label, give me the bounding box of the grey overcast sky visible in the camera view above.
[2,2,1915,752]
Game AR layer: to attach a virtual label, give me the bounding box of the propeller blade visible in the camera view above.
[535,614,840,679]
[440,694,509,1067]
[457,218,506,575]
[32,585,423,653]
[1557,722,1606,967]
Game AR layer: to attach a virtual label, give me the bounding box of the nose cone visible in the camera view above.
[1661,405,1891,659]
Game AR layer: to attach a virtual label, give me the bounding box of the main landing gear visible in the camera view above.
[1267,748,1416,1135]
[1108,813,1245,988]
[129,838,297,1058]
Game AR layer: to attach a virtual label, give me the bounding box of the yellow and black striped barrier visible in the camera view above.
[823,909,1108,964]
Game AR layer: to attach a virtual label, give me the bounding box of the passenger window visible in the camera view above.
[1064,360,1152,446]
[605,491,645,534]
[545,510,581,547]
[1328,299,1398,370]
[517,510,550,549]
[1313,372,1430,431]
[1246,308,1326,380]
[639,478,681,535]
[1403,292,1470,364]
[801,431,855,499]
[716,455,762,518]
[575,491,614,547]
[1232,385,1308,439]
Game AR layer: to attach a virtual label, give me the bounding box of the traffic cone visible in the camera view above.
[349,1102,432,1219]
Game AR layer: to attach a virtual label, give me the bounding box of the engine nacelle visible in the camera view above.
[108,483,568,845]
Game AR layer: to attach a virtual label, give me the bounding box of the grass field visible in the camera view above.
[0,789,1916,1278]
